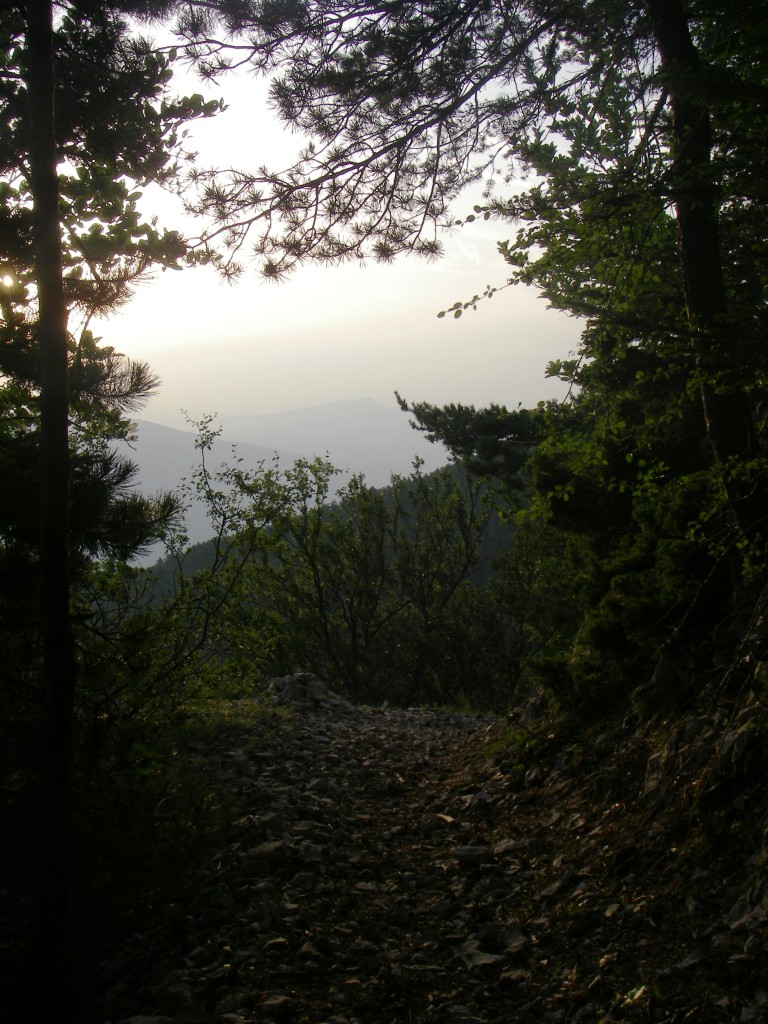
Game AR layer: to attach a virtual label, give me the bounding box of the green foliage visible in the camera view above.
[396,394,545,486]
[171,0,661,277]
[170,5,767,716]
[149,429,570,711]
[3,695,274,1023]
[0,4,227,717]
[389,4,768,712]
[0,13,230,945]
[1,4,221,308]
[0,336,183,697]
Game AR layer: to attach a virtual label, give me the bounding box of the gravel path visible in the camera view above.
[110,692,767,1024]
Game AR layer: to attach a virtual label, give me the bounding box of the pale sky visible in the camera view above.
[100,66,581,428]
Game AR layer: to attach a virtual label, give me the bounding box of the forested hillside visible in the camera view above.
[144,457,535,708]
[2,2,766,1022]
[120,400,450,550]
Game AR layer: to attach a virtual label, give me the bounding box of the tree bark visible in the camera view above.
[24,1,77,1019]
[646,0,766,536]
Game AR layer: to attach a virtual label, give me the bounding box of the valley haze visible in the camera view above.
[125,398,449,554]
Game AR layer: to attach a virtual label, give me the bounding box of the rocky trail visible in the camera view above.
[110,678,767,1024]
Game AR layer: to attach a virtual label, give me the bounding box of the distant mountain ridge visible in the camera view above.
[123,398,448,553]
[216,397,445,480]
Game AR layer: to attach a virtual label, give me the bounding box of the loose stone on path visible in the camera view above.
[109,675,768,1024]
[112,679,504,1023]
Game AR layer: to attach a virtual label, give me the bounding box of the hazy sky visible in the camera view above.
[100,67,582,429]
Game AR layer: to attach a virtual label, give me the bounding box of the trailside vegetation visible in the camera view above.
[161,428,568,711]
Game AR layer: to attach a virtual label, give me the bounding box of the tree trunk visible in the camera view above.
[24,1,77,1019]
[646,0,766,537]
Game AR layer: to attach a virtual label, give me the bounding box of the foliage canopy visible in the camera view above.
[167,0,768,697]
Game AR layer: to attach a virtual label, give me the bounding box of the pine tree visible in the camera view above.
[2,4,219,1015]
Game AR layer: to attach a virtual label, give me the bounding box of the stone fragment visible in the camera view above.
[289,870,318,891]
[453,845,494,867]
[503,922,530,954]
[492,837,520,856]
[261,993,294,1016]
[297,840,324,863]
[245,839,291,864]
[673,949,703,970]
[119,1018,175,1024]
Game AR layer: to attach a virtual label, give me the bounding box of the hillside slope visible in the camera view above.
[121,400,448,551]
[216,397,448,484]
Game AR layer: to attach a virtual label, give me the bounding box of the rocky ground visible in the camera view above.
[108,676,767,1024]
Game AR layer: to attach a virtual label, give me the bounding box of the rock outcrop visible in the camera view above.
[269,672,356,712]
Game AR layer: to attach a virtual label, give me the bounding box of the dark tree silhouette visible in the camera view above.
[23,0,77,1017]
